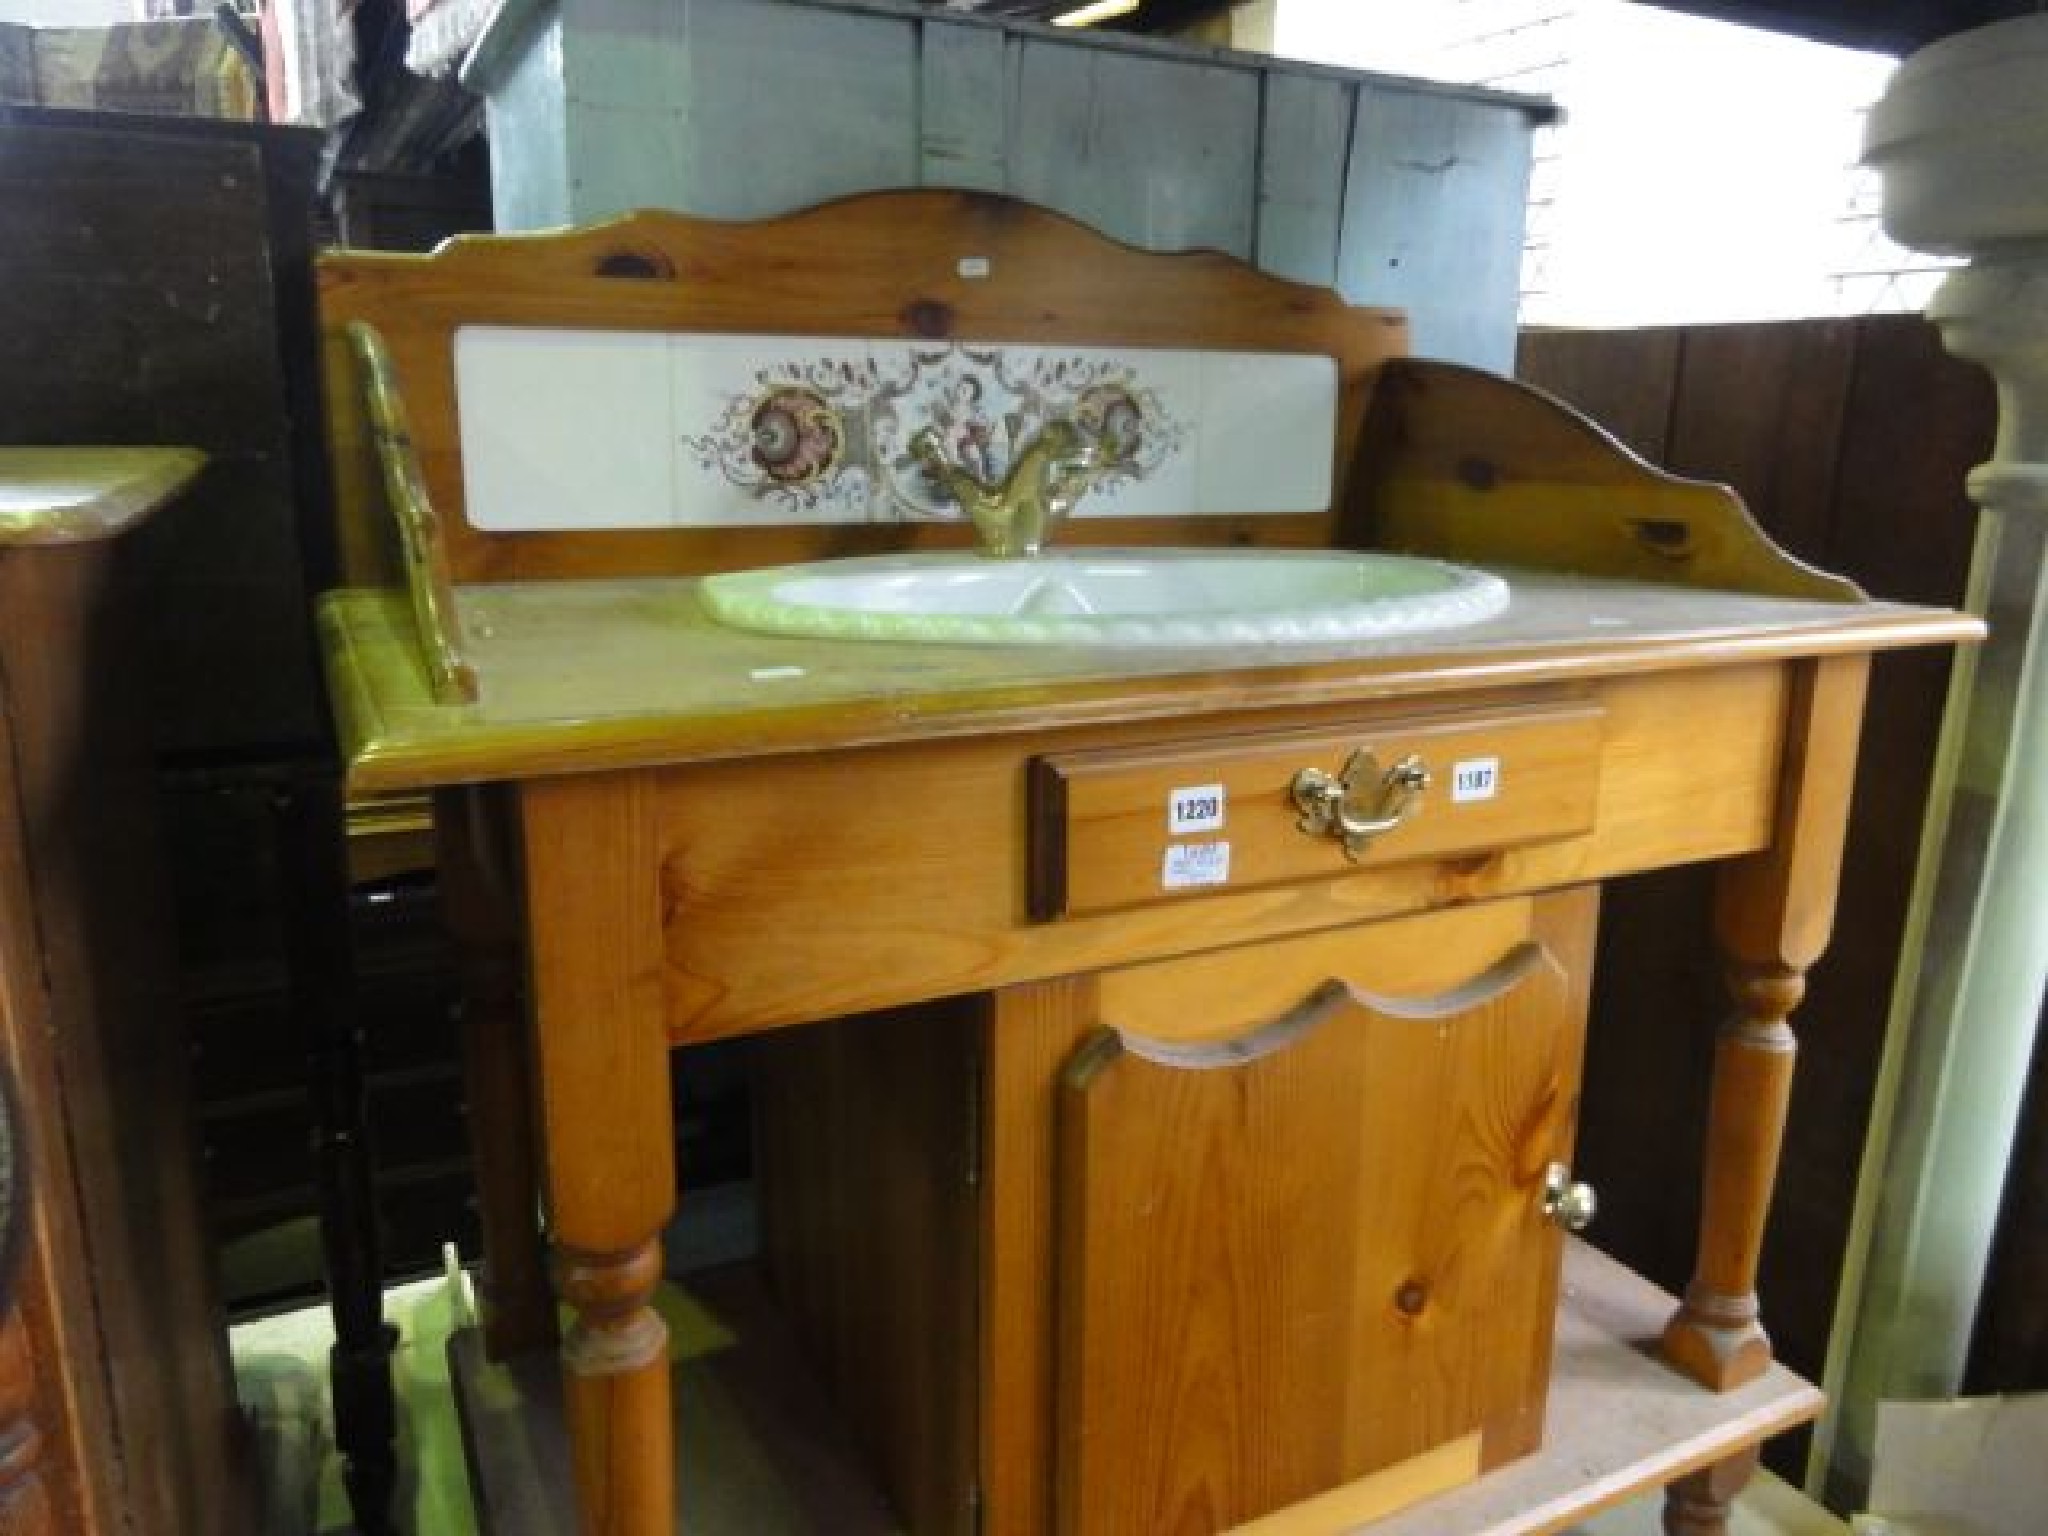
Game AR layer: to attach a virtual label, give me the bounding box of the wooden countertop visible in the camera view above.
[0,447,205,546]
[320,568,1980,794]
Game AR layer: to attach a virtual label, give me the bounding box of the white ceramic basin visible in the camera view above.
[700,549,1509,648]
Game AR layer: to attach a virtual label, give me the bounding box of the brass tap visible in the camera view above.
[910,418,1105,558]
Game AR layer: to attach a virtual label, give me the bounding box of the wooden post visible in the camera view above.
[1663,1444,1760,1536]
[1663,656,1870,1392]
[519,772,676,1536]
[435,786,557,1360]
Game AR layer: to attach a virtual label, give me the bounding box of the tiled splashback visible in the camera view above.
[454,327,1338,532]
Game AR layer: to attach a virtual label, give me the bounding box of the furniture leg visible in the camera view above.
[274,773,398,1533]
[519,773,676,1536]
[1662,1445,1759,1536]
[1663,657,1870,1390]
[435,787,556,1360]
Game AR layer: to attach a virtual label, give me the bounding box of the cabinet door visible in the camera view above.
[983,888,1597,1536]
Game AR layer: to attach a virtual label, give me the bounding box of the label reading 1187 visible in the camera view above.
[1452,756,1501,803]
[1168,783,1226,835]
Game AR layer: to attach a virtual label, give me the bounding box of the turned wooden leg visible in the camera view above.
[1663,1446,1759,1536]
[1663,656,1869,1391]
[1662,964,1801,1388]
[274,775,398,1532]
[436,787,556,1360]
[521,773,676,1536]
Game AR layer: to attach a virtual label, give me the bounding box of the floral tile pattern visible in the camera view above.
[680,343,1188,523]
[454,327,1335,532]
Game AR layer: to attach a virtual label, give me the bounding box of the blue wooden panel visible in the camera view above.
[919,19,1007,193]
[563,0,685,110]
[1255,71,1352,289]
[558,0,920,222]
[564,100,689,222]
[1007,37,1260,259]
[483,10,570,229]
[1337,87,1536,371]
[672,0,918,220]
[478,0,1542,360]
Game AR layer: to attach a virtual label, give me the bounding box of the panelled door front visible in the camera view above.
[984,887,1599,1536]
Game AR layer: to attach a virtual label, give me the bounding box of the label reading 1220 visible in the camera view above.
[1168,783,1226,834]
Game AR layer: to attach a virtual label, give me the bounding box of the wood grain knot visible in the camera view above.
[1628,517,1695,557]
[593,248,677,281]
[1455,456,1499,491]
[1394,1279,1430,1317]
[556,1239,664,1324]
[901,298,954,338]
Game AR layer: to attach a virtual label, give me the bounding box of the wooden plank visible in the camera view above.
[1360,1242,1823,1536]
[670,0,917,222]
[1255,73,1352,287]
[1337,91,1535,373]
[1226,1435,1483,1536]
[1008,37,1260,258]
[0,26,33,105]
[1515,327,1682,465]
[919,20,1008,193]
[979,977,1093,1536]
[450,1243,1822,1536]
[481,10,570,229]
[1664,322,1859,570]
[753,1002,981,1536]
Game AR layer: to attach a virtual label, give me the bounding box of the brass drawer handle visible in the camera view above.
[1290,750,1430,862]
[1541,1162,1598,1232]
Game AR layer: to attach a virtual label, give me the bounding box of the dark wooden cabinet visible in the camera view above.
[0,452,254,1536]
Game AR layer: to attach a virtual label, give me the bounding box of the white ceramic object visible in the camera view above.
[1825,10,2048,1503]
[699,549,1509,648]
[1862,13,2048,253]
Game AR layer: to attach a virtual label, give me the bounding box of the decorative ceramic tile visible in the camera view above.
[454,327,1336,532]
[455,327,674,531]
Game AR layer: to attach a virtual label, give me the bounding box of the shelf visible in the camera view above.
[450,1241,1822,1535]
[0,444,204,544]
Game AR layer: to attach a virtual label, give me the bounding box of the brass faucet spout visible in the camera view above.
[911,417,1104,558]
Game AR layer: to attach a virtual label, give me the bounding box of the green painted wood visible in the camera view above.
[482,10,569,229]
[1009,36,1260,259]
[1338,87,1538,373]
[919,19,1007,194]
[1256,70,1352,288]
[474,0,1547,369]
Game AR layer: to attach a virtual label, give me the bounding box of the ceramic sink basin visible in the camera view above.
[699,549,1509,648]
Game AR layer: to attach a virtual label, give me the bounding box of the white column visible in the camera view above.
[1814,15,2048,1505]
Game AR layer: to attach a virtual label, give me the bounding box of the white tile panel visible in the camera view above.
[455,327,1337,532]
